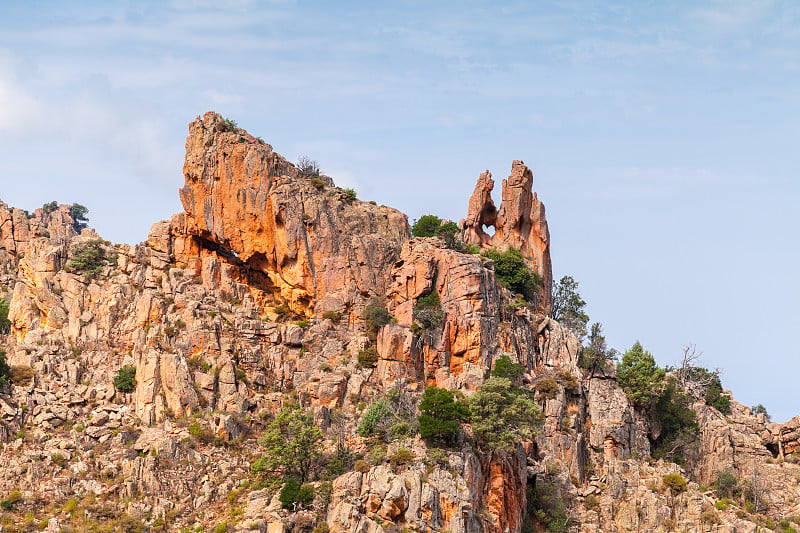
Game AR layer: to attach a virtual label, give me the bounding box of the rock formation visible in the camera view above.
[179,112,410,316]
[461,162,552,313]
[0,113,797,533]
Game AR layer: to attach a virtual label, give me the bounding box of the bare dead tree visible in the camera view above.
[751,458,767,514]
[676,344,721,400]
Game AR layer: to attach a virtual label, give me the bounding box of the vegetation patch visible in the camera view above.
[471,376,541,451]
[253,404,323,485]
[661,473,688,494]
[0,350,10,386]
[417,386,469,446]
[279,478,314,510]
[0,297,10,334]
[357,346,379,369]
[482,247,542,304]
[412,290,443,332]
[65,239,116,279]
[297,156,321,179]
[616,342,665,407]
[363,298,391,339]
[535,377,559,400]
[113,365,137,393]
[342,188,357,204]
[411,214,462,249]
[9,365,34,386]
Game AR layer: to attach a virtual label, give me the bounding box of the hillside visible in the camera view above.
[0,111,799,533]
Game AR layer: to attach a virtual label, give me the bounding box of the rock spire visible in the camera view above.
[461,161,552,312]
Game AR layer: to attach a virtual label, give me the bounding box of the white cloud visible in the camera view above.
[0,50,179,185]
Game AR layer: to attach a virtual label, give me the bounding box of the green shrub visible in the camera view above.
[388,421,410,440]
[279,478,314,509]
[704,374,731,414]
[535,378,559,400]
[715,498,734,510]
[580,322,617,372]
[255,404,323,484]
[249,456,268,479]
[0,298,10,334]
[321,310,340,322]
[42,200,58,214]
[0,490,22,511]
[700,505,721,525]
[525,480,571,532]
[651,378,698,462]
[411,215,461,248]
[551,275,589,339]
[367,444,387,465]
[10,365,35,386]
[357,399,390,437]
[482,247,542,303]
[312,522,330,533]
[714,469,740,499]
[557,370,578,390]
[417,387,469,446]
[471,376,541,451]
[752,403,771,421]
[413,291,443,332]
[342,188,357,204]
[113,365,137,393]
[616,341,665,407]
[661,473,688,494]
[324,443,354,478]
[0,350,10,385]
[65,239,115,279]
[363,298,391,339]
[583,494,600,511]
[389,448,413,469]
[51,452,66,468]
[491,354,524,380]
[69,203,89,232]
[189,422,214,444]
[357,347,379,369]
[411,215,444,237]
[219,116,238,131]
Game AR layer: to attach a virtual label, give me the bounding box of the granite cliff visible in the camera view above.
[0,112,797,533]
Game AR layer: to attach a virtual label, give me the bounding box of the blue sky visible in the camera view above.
[1,0,798,421]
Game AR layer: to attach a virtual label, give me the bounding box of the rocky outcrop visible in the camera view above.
[768,414,800,457]
[326,441,528,533]
[0,201,78,258]
[1,113,799,533]
[461,162,552,313]
[179,112,410,316]
[383,238,501,386]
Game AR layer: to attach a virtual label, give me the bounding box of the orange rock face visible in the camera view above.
[461,161,552,313]
[178,112,410,315]
[484,451,527,533]
[384,238,502,384]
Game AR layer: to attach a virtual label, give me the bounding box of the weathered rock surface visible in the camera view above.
[0,113,797,533]
[461,161,552,312]
[179,112,410,316]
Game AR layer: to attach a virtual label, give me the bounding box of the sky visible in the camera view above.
[1,0,798,422]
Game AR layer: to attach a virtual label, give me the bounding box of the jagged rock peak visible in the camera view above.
[178,111,410,315]
[0,201,83,256]
[461,161,552,312]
